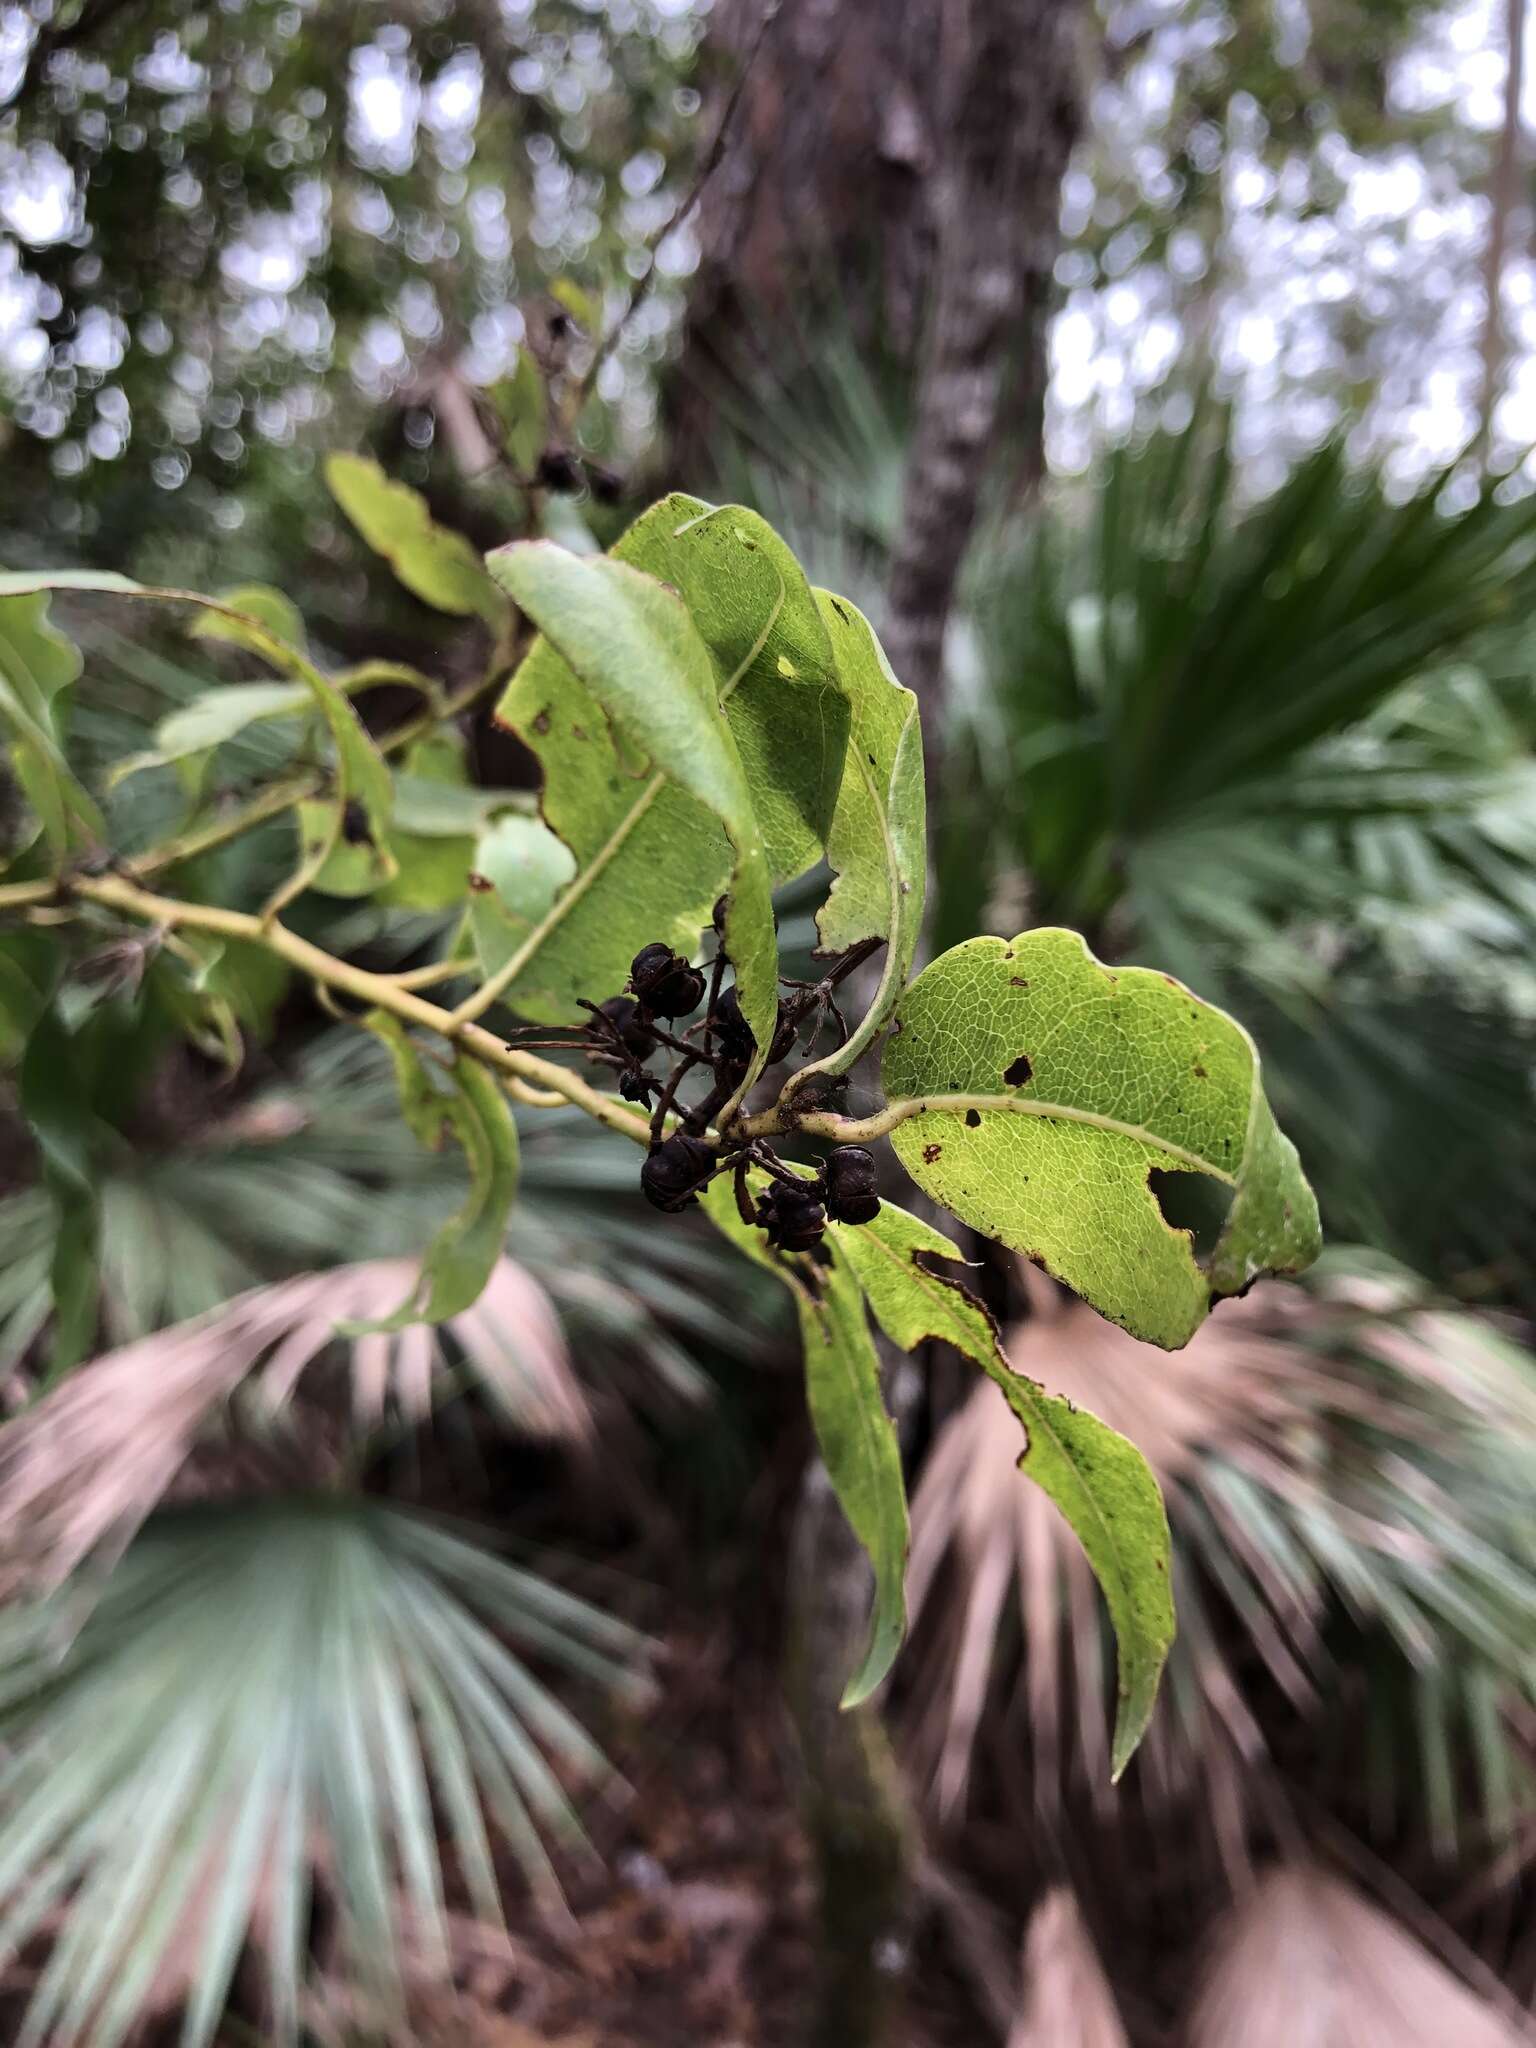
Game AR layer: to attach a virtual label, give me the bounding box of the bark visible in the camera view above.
[786,1453,918,2048]
[883,0,1084,709]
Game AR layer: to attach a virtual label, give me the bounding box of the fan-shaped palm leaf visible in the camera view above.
[0,1495,646,2048]
[0,1259,587,1593]
[904,1260,1536,1855]
[1184,1865,1525,2048]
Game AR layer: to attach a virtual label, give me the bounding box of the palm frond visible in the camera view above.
[1006,1887,1128,2048]
[1184,1865,1526,2048]
[903,1261,1536,1854]
[0,1495,646,2048]
[0,1259,588,1592]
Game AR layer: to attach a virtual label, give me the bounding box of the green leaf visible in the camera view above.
[606,495,850,884]
[376,736,479,911]
[19,1006,102,1378]
[486,539,779,1077]
[549,276,600,333]
[188,582,308,657]
[0,589,101,857]
[792,591,925,1080]
[350,1016,519,1327]
[830,1200,1174,1776]
[468,812,578,978]
[879,928,1321,1349]
[108,680,312,789]
[800,1247,910,1707]
[484,498,847,1042]
[490,348,548,476]
[326,454,509,630]
[0,573,395,918]
[699,1173,908,1705]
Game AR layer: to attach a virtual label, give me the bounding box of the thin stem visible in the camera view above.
[68,872,655,1148]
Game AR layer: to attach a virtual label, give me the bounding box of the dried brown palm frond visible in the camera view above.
[1184,1865,1529,2048]
[903,1258,1536,1850]
[1006,1886,1129,2048]
[0,1257,586,1594]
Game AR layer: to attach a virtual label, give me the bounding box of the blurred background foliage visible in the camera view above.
[5,0,1536,2044]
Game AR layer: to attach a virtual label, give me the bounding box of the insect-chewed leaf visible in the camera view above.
[789,592,924,1083]
[486,539,779,1075]
[880,928,1320,1350]
[0,587,101,857]
[326,454,509,629]
[830,1200,1174,1777]
[344,1014,519,1329]
[699,1175,908,1707]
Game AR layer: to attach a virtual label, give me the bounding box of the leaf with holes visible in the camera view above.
[790,592,925,1083]
[486,540,779,1073]
[831,1200,1174,1775]
[879,928,1320,1349]
[326,454,509,630]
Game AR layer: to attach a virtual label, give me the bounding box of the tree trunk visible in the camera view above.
[679,7,1086,2040]
[883,0,1085,711]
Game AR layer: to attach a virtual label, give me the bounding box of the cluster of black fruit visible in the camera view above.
[563,933,882,1261]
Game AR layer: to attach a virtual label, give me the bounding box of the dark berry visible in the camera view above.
[535,446,582,492]
[756,1180,827,1253]
[594,994,655,1060]
[711,985,756,1066]
[629,944,705,1019]
[823,1145,880,1225]
[640,1131,716,1213]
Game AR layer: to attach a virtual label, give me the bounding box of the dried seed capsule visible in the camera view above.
[629,943,706,1019]
[640,1131,716,1213]
[535,445,582,492]
[822,1145,880,1225]
[594,994,656,1060]
[756,1180,827,1253]
[711,985,756,1066]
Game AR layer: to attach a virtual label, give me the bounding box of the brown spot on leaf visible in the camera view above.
[531,709,551,735]
[1193,1063,1207,1078]
[922,1143,943,1163]
[964,1109,981,1128]
[830,598,850,624]
[1005,1054,1033,1086]
[571,723,588,740]
[467,872,494,893]
[1010,976,1029,988]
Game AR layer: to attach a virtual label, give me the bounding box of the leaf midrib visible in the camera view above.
[482,578,787,1011]
[886,1093,1239,1184]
